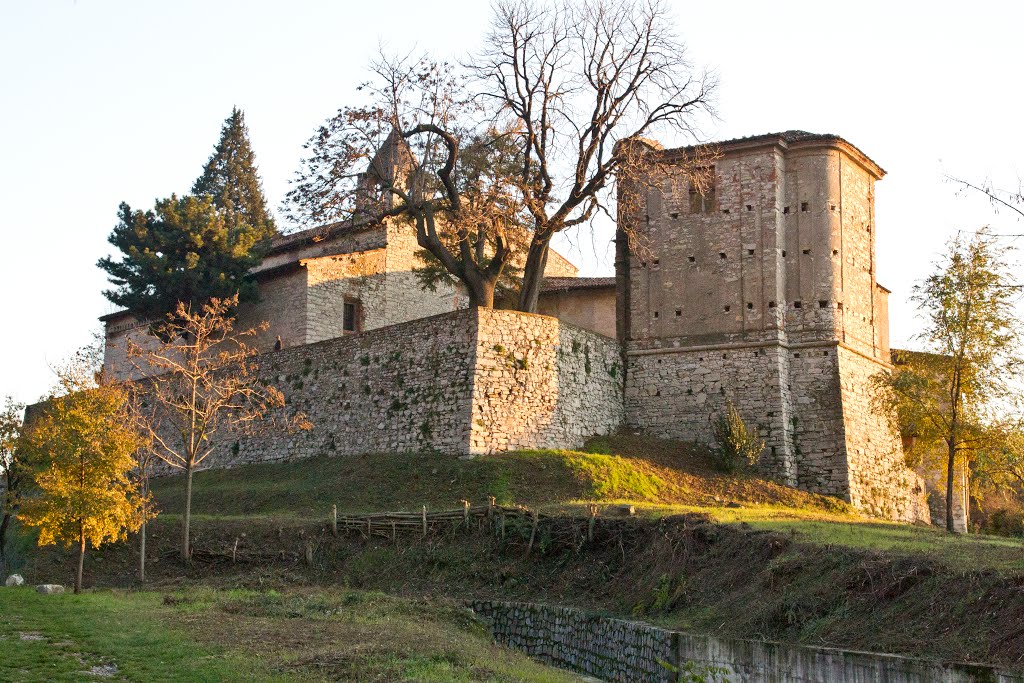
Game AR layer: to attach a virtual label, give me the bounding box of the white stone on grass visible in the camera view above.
[4,574,24,587]
[36,584,65,595]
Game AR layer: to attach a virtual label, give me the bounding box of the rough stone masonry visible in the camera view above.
[93,130,929,523]
[616,132,928,522]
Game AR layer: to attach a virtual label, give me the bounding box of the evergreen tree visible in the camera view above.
[98,194,265,320]
[193,107,276,237]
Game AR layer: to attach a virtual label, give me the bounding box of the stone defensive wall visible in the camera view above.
[470,601,1023,683]
[624,339,929,523]
[191,308,624,469]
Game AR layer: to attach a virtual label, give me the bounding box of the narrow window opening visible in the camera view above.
[782,250,787,257]
[670,212,679,219]
[794,352,801,358]
[802,248,811,255]
[689,168,716,213]
[747,248,755,256]
[800,202,809,212]
[652,259,660,268]
[343,301,359,333]
[794,301,802,309]
[675,309,682,317]
[832,249,839,256]
[746,302,754,310]
[653,311,659,319]
[837,302,844,311]
[719,252,727,260]
[641,261,647,268]
[768,301,776,308]
[818,300,828,309]
[722,208,730,214]
[783,206,790,214]
[688,255,696,263]
[723,305,731,312]
[645,214,650,223]
[830,204,837,211]
[746,204,753,212]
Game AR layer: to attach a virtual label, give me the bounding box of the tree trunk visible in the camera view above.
[0,511,10,575]
[945,438,957,534]
[75,524,85,594]
[139,520,147,585]
[517,232,553,313]
[182,465,193,565]
[465,271,497,309]
[139,475,148,583]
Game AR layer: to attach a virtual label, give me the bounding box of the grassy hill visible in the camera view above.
[148,435,1024,571]
[13,435,1024,671]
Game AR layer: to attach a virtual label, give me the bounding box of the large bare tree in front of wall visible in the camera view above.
[285,0,715,312]
[284,57,531,308]
[128,296,310,564]
[473,0,716,312]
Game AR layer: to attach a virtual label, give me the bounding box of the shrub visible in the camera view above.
[710,401,765,474]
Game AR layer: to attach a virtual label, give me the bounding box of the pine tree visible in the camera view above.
[98,194,266,321]
[193,107,276,237]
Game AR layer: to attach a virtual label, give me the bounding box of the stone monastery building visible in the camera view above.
[102,131,929,523]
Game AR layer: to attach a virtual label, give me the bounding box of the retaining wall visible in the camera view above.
[471,601,1024,683]
[149,308,623,471]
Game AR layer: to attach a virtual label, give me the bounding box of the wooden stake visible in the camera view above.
[588,504,598,543]
[332,504,338,536]
[422,505,428,536]
[232,537,238,563]
[304,542,313,566]
[526,510,539,556]
[462,499,471,528]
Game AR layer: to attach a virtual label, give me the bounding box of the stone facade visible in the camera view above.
[166,308,622,470]
[617,132,927,522]
[97,129,933,523]
[471,601,1024,683]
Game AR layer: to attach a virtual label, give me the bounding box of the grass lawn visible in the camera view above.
[0,587,577,683]
[145,435,1024,573]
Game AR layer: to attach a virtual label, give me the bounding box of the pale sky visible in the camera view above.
[2,1,1022,405]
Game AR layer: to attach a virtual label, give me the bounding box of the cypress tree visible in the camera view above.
[192,107,276,238]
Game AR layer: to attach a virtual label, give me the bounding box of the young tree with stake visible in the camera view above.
[128,296,308,564]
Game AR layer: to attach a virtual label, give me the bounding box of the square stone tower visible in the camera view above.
[616,131,926,521]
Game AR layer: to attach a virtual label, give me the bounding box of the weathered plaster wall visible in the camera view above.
[536,286,617,338]
[471,601,1024,683]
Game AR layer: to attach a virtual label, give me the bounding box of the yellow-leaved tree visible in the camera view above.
[18,345,151,593]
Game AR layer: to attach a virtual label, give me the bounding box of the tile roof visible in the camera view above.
[541,276,616,292]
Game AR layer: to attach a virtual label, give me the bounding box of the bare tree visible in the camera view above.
[286,1,715,312]
[285,56,530,308]
[128,296,308,564]
[473,0,716,311]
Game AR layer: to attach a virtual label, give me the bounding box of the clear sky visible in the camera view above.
[2,0,1022,405]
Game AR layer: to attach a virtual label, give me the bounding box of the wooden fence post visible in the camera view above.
[332,504,338,537]
[422,505,428,537]
[462,499,470,529]
[526,510,539,556]
[588,504,598,543]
